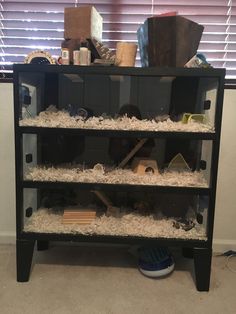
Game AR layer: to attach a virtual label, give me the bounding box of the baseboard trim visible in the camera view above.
[0,232,16,244]
[213,239,236,253]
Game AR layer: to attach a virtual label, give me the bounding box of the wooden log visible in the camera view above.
[92,190,120,217]
[63,212,96,216]
[93,190,113,208]
[118,138,148,168]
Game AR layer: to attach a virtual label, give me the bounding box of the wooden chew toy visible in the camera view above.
[118,138,148,168]
[63,208,96,225]
[93,190,120,217]
[87,37,116,63]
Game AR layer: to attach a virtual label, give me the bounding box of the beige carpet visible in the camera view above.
[0,244,235,314]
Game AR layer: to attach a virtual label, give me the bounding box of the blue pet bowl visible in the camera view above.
[138,247,175,278]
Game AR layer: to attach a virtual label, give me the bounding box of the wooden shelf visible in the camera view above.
[18,126,216,140]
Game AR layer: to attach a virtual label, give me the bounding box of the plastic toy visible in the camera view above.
[168,153,190,171]
[182,113,206,124]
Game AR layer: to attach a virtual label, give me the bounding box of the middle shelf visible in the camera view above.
[22,181,210,195]
[18,126,216,140]
[20,131,213,193]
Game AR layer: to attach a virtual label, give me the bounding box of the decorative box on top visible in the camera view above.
[137,13,204,67]
[64,6,103,41]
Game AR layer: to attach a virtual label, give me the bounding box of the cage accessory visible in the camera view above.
[63,208,96,225]
[87,37,116,64]
[138,247,175,278]
[118,138,148,168]
[168,153,190,171]
[61,48,70,65]
[61,39,81,64]
[19,85,31,106]
[131,158,159,175]
[24,50,56,64]
[185,53,212,68]
[182,113,207,124]
[173,218,195,231]
[19,85,32,119]
[73,50,80,65]
[115,42,137,66]
[66,104,93,119]
[92,190,120,217]
[79,47,91,65]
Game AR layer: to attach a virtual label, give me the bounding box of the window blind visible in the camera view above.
[1,0,235,77]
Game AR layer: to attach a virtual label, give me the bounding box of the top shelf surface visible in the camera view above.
[13,64,226,78]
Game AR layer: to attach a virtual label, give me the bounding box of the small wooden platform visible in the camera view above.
[62,209,97,225]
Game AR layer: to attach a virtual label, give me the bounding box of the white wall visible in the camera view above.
[213,89,236,252]
[0,82,235,251]
[0,83,15,243]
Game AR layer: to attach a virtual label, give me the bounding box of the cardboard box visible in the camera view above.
[64,6,103,41]
[137,16,204,67]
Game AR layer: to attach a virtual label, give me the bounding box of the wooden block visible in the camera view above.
[64,6,103,40]
[63,211,96,214]
[63,218,94,221]
[168,153,190,171]
[62,208,96,225]
[131,158,159,175]
[63,220,94,225]
[63,218,95,224]
[87,37,116,62]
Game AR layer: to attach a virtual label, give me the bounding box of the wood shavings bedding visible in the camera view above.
[20,106,214,133]
[24,208,206,240]
[26,166,208,187]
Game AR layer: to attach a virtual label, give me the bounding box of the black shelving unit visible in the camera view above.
[14,64,225,291]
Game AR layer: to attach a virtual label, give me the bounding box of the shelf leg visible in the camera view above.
[193,247,212,291]
[37,240,49,251]
[16,239,35,282]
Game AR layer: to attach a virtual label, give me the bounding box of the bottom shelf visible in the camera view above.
[24,208,207,241]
